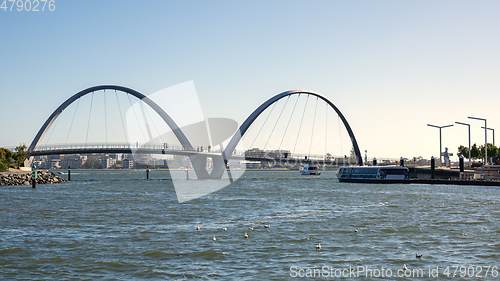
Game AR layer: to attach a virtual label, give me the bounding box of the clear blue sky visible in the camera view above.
[1,0,499,160]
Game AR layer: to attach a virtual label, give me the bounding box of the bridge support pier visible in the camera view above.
[189,155,211,179]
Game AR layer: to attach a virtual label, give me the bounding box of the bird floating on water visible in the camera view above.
[212,236,217,241]
[244,233,249,239]
[222,227,227,231]
[248,227,254,230]
[264,225,270,228]
[354,229,358,233]
[403,264,408,271]
[196,225,200,231]
[315,243,321,249]
[416,253,422,259]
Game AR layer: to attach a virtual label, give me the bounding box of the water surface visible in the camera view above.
[1,170,498,280]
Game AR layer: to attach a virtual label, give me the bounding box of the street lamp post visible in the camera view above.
[427,124,454,165]
[469,117,487,165]
[455,122,471,167]
[481,127,495,146]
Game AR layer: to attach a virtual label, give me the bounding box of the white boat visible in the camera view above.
[336,166,409,183]
[300,163,321,175]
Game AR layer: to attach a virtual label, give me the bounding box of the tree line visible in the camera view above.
[457,143,498,160]
[0,145,27,172]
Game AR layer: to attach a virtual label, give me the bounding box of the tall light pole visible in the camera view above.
[469,117,487,165]
[427,124,454,165]
[455,122,471,167]
[481,127,495,146]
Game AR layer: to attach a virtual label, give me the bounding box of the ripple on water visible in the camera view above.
[0,170,498,280]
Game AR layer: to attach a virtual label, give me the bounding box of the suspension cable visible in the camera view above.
[44,109,61,146]
[139,102,153,141]
[85,92,94,145]
[65,98,81,145]
[144,105,165,144]
[127,94,147,144]
[278,94,300,151]
[263,96,290,151]
[338,115,343,159]
[104,90,108,145]
[325,103,328,158]
[248,101,278,149]
[308,97,319,157]
[115,90,129,144]
[293,94,309,156]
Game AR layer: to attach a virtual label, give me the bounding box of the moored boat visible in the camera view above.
[300,163,321,175]
[336,166,409,183]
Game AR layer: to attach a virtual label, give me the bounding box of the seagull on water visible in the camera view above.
[354,229,358,233]
[212,236,217,241]
[196,225,200,231]
[264,224,270,229]
[222,227,228,231]
[244,233,249,239]
[403,264,408,271]
[248,227,254,230]
[315,243,321,249]
[416,253,422,259]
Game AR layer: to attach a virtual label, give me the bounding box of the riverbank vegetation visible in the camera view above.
[458,143,499,162]
[0,145,27,172]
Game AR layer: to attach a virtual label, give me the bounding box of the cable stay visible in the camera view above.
[292,94,310,156]
[262,95,290,151]
[85,92,94,145]
[325,103,328,158]
[308,96,319,158]
[65,98,81,145]
[338,115,343,161]
[248,101,278,149]
[139,101,153,141]
[278,94,300,151]
[115,90,129,145]
[44,109,61,146]
[127,94,148,146]
[104,90,108,146]
[143,104,166,144]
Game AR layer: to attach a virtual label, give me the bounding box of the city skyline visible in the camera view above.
[1,1,500,160]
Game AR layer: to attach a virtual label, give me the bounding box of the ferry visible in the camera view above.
[300,163,321,175]
[336,166,409,183]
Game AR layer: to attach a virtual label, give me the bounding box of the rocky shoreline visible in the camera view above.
[0,170,68,186]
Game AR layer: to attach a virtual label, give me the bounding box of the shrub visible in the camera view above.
[0,161,7,172]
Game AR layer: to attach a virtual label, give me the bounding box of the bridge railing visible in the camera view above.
[32,143,186,152]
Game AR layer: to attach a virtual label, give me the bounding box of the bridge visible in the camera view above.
[26,85,363,179]
[29,143,357,166]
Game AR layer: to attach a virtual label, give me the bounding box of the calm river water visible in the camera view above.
[1,170,498,280]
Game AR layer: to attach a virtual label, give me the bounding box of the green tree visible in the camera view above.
[457,145,469,159]
[83,156,101,169]
[470,144,480,160]
[14,144,27,167]
[0,148,14,171]
[325,153,332,161]
[478,143,498,159]
[0,161,7,172]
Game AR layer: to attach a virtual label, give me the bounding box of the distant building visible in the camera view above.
[108,154,123,161]
[60,158,85,169]
[245,148,291,159]
[245,148,266,158]
[266,150,291,159]
[122,158,134,169]
[100,158,117,169]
